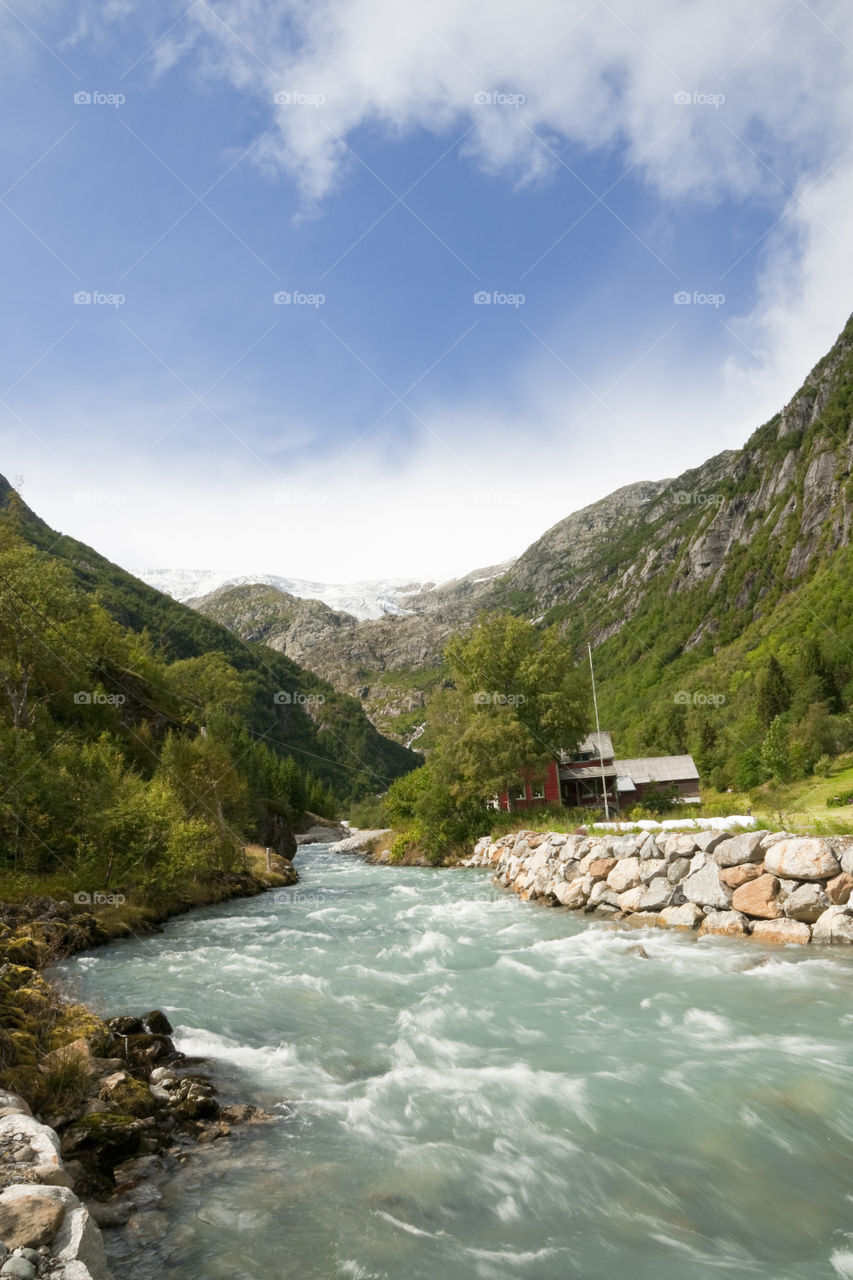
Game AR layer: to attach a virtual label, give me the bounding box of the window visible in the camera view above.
[531,782,545,799]
[509,785,526,801]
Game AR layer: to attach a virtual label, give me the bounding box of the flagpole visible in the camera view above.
[588,642,610,820]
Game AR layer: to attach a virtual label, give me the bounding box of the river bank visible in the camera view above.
[0,858,298,1277]
[467,826,853,943]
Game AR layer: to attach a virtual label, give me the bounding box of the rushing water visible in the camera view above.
[56,848,853,1280]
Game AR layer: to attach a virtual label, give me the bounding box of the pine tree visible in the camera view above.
[757,656,791,729]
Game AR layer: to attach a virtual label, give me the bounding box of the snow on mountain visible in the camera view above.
[136,568,436,621]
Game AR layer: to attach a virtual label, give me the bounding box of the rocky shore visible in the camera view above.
[0,862,298,1278]
[466,828,853,944]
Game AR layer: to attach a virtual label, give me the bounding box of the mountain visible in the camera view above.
[0,478,419,799]
[187,312,853,783]
[138,568,441,621]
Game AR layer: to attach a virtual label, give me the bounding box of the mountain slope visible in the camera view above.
[0,479,419,798]
[190,313,853,769]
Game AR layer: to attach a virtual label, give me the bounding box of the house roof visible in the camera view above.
[559,763,620,780]
[559,731,613,763]
[614,754,700,785]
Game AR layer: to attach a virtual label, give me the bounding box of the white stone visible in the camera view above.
[763,838,841,881]
[813,905,853,944]
[639,858,667,884]
[659,903,704,929]
[783,882,829,924]
[682,857,732,910]
[606,858,642,893]
[712,832,766,867]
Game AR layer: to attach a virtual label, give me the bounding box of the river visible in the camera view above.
[56,847,853,1279]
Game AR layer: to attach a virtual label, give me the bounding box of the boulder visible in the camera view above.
[553,880,587,909]
[0,1189,66,1248]
[587,858,618,880]
[638,858,667,884]
[763,838,841,881]
[826,872,853,905]
[720,864,763,890]
[751,919,811,945]
[712,832,766,867]
[588,882,619,909]
[618,878,671,913]
[813,906,853,945]
[682,857,732,910]
[658,903,704,929]
[667,857,691,884]
[661,834,698,860]
[606,859,642,893]
[699,910,749,937]
[693,830,726,854]
[731,874,782,920]
[783,882,829,924]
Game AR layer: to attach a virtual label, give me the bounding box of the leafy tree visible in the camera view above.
[760,715,792,783]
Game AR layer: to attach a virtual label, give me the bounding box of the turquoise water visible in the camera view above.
[57,848,853,1279]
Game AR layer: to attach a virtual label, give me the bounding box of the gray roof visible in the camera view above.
[614,754,700,785]
[559,731,613,763]
[560,763,619,780]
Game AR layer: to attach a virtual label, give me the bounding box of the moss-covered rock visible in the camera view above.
[98,1075,153,1118]
[1,937,38,969]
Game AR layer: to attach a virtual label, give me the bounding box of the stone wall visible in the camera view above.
[466,829,853,944]
[0,1089,111,1279]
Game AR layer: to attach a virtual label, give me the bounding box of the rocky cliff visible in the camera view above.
[192,314,853,746]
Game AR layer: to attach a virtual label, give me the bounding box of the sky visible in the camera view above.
[2,0,853,585]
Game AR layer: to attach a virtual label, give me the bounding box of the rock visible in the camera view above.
[783,882,829,924]
[720,864,763,889]
[0,1093,31,1120]
[751,919,811,945]
[693,831,726,854]
[554,880,587,908]
[667,857,691,884]
[144,1011,172,1036]
[763,838,841,881]
[661,834,698,859]
[658,903,704,929]
[813,906,853,945]
[682,857,732,910]
[606,859,642,893]
[588,882,619,909]
[826,872,853,905]
[731,874,782,919]
[638,858,666,884]
[86,1198,132,1228]
[618,878,671,913]
[38,1039,92,1077]
[0,1257,36,1279]
[699,910,749,937]
[712,832,766,867]
[107,1017,144,1037]
[587,858,618,880]
[0,1190,66,1248]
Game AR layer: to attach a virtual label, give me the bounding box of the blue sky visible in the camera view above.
[2,0,853,582]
